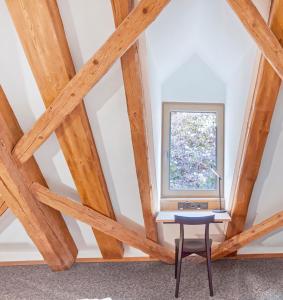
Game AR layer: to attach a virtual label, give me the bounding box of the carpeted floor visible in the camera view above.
[0,259,282,300]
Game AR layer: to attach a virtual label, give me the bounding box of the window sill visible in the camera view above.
[160,198,225,211]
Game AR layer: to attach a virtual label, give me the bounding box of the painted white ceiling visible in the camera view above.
[0,0,281,260]
[147,0,271,83]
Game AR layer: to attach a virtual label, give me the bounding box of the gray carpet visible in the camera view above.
[0,259,282,300]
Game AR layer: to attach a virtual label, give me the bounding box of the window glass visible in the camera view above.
[169,111,217,191]
[162,102,224,198]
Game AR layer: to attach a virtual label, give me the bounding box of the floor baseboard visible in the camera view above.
[225,253,283,260]
[0,253,282,267]
[0,256,159,267]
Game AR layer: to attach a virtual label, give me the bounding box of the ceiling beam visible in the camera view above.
[0,87,77,271]
[6,0,124,258]
[226,0,283,239]
[227,0,283,81]
[0,199,8,217]
[111,0,158,242]
[32,183,175,264]
[212,211,283,260]
[11,0,170,164]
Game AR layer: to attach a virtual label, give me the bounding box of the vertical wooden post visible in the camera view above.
[111,0,158,242]
[6,0,124,258]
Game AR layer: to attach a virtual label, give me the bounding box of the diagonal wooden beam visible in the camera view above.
[0,86,77,271]
[12,0,170,164]
[32,183,175,264]
[6,0,123,258]
[213,211,283,260]
[0,199,8,217]
[226,0,283,239]
[111,0,158,242]
[227,0,283,81]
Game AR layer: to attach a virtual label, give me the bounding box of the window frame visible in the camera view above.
[161,102,224,199]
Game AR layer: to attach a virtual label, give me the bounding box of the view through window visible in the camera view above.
[162,103,224,198]
[169,111,217,191]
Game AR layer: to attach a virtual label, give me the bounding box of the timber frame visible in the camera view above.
[6,0,124,259]
[224,0,283,255]
[0,0,282,269]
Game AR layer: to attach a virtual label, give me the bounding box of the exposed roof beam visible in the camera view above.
[226,0,283,239]
[12,0,170,164]
[212,211,283,259]
[32,183,175,264]
[6,0,123,258]
[0,88,12,217]
[227,0,283,80]
[0,199,8,217]
[0,87,77,271]
[111,0,158,242]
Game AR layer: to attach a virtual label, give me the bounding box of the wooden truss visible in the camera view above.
[0,0,282,269]
[226,0,283,240]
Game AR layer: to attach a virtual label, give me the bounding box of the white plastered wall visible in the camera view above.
[0,0,281,262]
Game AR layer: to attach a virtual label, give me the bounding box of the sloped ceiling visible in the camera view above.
[0,0,281,260]
[162,54,226,101]
[146,0,270,83]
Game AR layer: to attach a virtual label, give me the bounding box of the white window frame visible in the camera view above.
[161,102,224,199]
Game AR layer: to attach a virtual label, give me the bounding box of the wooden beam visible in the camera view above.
[226,0,283,239]
[212,211,283,260]
[0,87,52,186]
[227,0,283,81]
[12,0,170,164]
[0,199,8,217]
[111,0,158,242]
[32,183,175,264]
[0,87,77,271]
[6,0,123,258]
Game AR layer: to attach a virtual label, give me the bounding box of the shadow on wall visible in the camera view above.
[158,53,226,246]
[58,0,125,219]
[0,0,147,257]
[58,0,147,228]
[247,86,283,226]
[0,210,15,235]
[243,86,283,248]
[0,1,42,132]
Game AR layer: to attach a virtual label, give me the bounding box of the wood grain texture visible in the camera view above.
[12,0,170,164]
[0,87,77,271]
[6,0,123,258]
[226,0,283,239]
[0,199,8,217]
[111,0,158,242]
[212,211,283,259]
[227,0,283,80]
[32,183,175,264]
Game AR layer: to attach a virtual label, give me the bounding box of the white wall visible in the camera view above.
[0,0,145,261]
[147,0,278,253]
[240,85,283,254]
[0,0,280,262]
[162,54,226,102]
[224,47,260,206]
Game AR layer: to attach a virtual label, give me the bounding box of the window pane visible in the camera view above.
[169,111,217,191]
